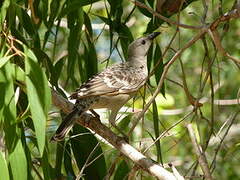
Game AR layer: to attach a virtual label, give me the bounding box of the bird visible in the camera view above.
[51,32,160,141]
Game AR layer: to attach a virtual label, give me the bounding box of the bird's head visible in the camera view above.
[128,32,160,57]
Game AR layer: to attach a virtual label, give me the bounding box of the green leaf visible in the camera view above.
[153,44,163,84]
[38,0,49,23]
[16,8,40,48]
[95,15,111,25]
[0,62,19,152]
[25,47,51,156]
[0,151,9,180]
[13,64,25,82]
[51,56,65,87]
[118,24,133,60]
[0,62,16,125]
[0,55,14,69]
[42,149,53,180]
[84,12,93,36]
[9,140,27,180]
[153,44,165,96]
[108,0,123,20]
[85,32,98,79]
[64,143,76,179]
[11,28,29,46]
[71,125,107,180]
[118,114,132,132]
[20,126,34,180]
[32,48,54,79]
[145,18,159,33]
[78,54,87,83]
[54,141,65,178]
[152,100,162,164]
[48,0,61,27]
[17,9,35,36]
[136,0,153,18]
[67,7,83,84]
[114,160,130,180]
[59,0,101,17]
[0,0,10,32]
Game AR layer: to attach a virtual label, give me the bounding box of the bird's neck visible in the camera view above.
[128,56,147,68]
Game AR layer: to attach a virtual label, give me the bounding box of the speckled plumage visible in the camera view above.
[70,62,147,98]
[51,32,160,141]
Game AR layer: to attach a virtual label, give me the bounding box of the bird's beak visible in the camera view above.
[148,32,161,40]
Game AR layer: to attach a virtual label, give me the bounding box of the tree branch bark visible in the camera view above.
[187,124,213,180]
[51,89,180,180]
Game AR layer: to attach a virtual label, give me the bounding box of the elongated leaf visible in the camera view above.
[17,9,35,36]
[0,55,14,69]
[51,56,65,87]
[0,0,10,32]
[95,15,111,25]
[152,100,162,163]
[71,125,107,180]
[118,114,132,133]
[118,24,133,60]
[11,28,29,46]
[85,33,98,79]
[42,149,53,180]
[67,7,83,84]
[16,8,40,48]
[113,160,130,180]
[153,44,165,95]
[25,48,51,156]
[48,0,61,27]
[20,126,34,180]
[38,0,49,23]
[14,65,25,82]
[108,0,123,21]
[137,0,154,17]
[9,140,27,180]
[0,62,18,150]
[54,141,64,178]
[153,44,163,84]
[59,0,101,17]
[0,151,9,180]
[64,143,76,179]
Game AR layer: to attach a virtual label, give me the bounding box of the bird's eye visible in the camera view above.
[141,40,146,45]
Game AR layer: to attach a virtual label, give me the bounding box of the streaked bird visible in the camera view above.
[51,32,160,141]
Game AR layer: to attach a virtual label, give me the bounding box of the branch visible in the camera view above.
[187,124,213,180]
[51,90,179,180]
[128,2,240,134]
[132,0,202,30]
[129,28,207,135]
[208,4,240,64]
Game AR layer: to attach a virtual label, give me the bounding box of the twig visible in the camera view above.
[51,89,179,180]
[208,29,240,64]
[169,163,185,180]
[208,5,240,64]
[132,0,202,30]
[128,28,207,135]
[187,124,213,180]
[210,111,240,171]
[128,1,240,134]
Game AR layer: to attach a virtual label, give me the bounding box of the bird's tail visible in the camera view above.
[51,108,81,141]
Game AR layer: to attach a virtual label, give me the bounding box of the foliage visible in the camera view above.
[0,0,240,179]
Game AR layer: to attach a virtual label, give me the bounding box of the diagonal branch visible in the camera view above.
[128,1,240,134]
[132,0,202,30]
[51,89,180,180]
[187,124,213,180]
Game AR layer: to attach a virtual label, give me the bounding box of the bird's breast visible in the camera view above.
[89,93,135,110]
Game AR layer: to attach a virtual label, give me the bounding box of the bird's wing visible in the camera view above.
[70,63,146,99]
